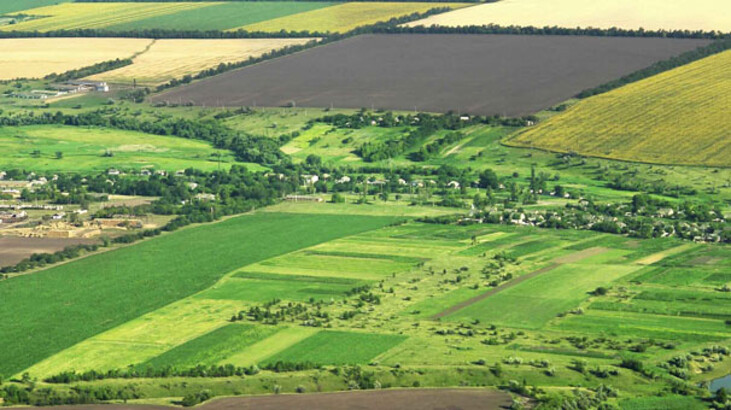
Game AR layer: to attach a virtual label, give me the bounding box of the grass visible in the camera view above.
[406,0,731,32]
[1,2,207,32]
[142,324,280,369]
[107,1,335,31]
[445,263,640,329]
[0,125,248,172]
[0,0,72,14]
[0,38,150,80]
[261,330,407,365]
[0,212,396,377]
[239,2,466,33]
[196,274,365,303]
[619,395,707,410]
[88,38,315,86]
[553,310,731,342]
[507,50,731,167]
[222,327,320,366]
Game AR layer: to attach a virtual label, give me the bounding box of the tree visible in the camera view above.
[479,169,499,189]
[55,151,63,159]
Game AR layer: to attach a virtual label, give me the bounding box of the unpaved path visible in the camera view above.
[433,246,610,319]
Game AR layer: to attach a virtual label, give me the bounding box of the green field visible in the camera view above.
[196,272,366,303]
[444,263,641,329]
[262,330,407,365]
[0,212,395,377]
[508,50,731,167]
[142,324,279,369]
[0,125,248,172]
[107,2,335,31]
[0,0,71,14]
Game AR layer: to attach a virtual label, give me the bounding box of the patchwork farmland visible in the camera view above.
[153,34,710,115]
[508,50,731,167]
[407,0,731,32]
[8,211,728,407]
[1,0,730,407]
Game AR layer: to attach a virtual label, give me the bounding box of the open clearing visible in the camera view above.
[406,0,731,32]
[0,125,243,172]
[0,2,207,32]
[508,50,731,167]
[239,2,465,33]
[0,236,97,268]
[106,1,334,31]
[88,38,315,86]
[154,34,709,115]
[0,212,395,377]
[0,38,150,80]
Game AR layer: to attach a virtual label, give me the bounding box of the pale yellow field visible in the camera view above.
[407,0,731,32]
[239,2,467,33]
[87,38,316,86]
[507,51,731,167]
[0,38,151,80]
[1,2,208,32]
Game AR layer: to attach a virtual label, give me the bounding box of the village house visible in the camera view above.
[301,175,319,186]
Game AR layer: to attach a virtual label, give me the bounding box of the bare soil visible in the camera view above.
[153,34,710,116]
[7,389,512,410]
[0,236,97,267]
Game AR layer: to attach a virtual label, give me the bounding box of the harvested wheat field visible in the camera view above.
[0,38,151,80]
[240,2,465,33]
[88,38,316,86]
[1,2,207,32]
[507,50,731,167]
[407,0,731,32]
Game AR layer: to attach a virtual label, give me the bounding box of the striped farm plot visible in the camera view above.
[87,38,316,86]
[1,2,208,32]
[239,2,466,33]
[0,38,151,80]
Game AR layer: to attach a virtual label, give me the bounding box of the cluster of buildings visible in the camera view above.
[10,80,109,100]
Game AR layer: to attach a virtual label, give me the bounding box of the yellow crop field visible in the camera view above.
[0,38,151,80]
[239,2,467,34]
[1,2,209,32]
[507,51,731,168]
[87,38,316,86]
[407,0,731,32]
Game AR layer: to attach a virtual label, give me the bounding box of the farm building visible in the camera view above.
[285,195,323,202]
[0,211,28,224]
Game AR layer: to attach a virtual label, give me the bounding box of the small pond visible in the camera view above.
[710,374,731,392]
